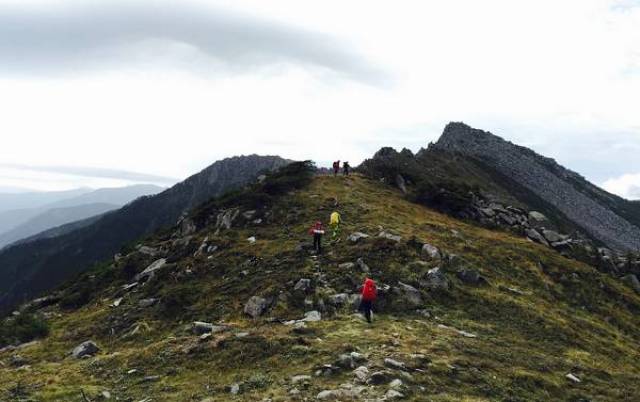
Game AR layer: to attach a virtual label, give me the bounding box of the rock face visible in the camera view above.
[134,259,167,282]
[72,341,99,358]
[435,122,640,251]
[244,296,269,318]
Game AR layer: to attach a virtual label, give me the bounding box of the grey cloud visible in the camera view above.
[0,163,178,185]
[0,1,390,85]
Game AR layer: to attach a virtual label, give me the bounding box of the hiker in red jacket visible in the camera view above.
[359,278,377,323]
[332,161,340,177]
[309,221,325,254]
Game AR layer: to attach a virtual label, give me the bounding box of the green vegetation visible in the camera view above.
[1,174,639,401]
[0,313,49,348]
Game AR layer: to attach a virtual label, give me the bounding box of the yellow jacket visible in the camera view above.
[330,212,341,225]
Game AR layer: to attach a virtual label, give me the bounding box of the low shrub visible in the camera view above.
[0,313,49,347]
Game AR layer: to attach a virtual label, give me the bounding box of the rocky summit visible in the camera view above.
[1,153,639,401]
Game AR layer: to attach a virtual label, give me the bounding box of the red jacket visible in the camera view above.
[361,278,377,302]
[309,222,325,235]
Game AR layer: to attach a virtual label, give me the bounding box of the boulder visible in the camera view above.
[421,267,450,291]
[328,293,350,307]
[353,366,369,383]
[457,268,484,285]
[379,231,402,243]
[72,341,100,359]
[179,217,197,236]
[526,229,549,247]
[134,258,167,282]
[529,211,547,222]
[367,371,392,385]
[302,311,322,322]
[216,208,240,230]
[244,296,269,318]
[384,358,407,371]
[356,258,370,273]
[335,353,356,369]
[192,322,229,335]
[291,375,312,384]
[542,229,566,243]
[421,243,441,260]
[348,232,369,243]
[138,298,158,308]
[385,389,405,400]
[338,262,355,270]
[394,282,422,307]
[622,274,640,294]
[294,278,312,293]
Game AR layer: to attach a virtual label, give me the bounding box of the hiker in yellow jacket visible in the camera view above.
[330,211,341,240]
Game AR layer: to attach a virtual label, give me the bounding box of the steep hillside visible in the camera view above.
[0,203,119,249]
[2,172,639,401]
[0,155,289,315]
[433,122,640,251]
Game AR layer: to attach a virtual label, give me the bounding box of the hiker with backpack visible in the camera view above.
[343,161,350,176]
[330,211,341,240]
[359,277,377,324]
[309,221,325,254]
[332,161,340,177]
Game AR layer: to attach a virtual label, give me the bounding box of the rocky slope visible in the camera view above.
[1,169,639,401]
[0,155,289,315]
[433,122,640,251]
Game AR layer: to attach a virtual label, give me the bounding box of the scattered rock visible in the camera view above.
[421,267,450,291]
[216,208,240,230]
[348,232,370,243]
[137,246,159,256]
[303,310,322,322]
[291,374,312,384]
[542,229,566,243]
[353,366,369,383]
[437,324,477,338]
[529,211,547,222]
[566,373,581,383]
[339,262,355,270]
[134,259,167,282]
[356,258,370,273]
[328,293,350,307]
[367,371,392,385]
[110,297,123,308]
[244,296,269,318]
[247,236,257,244]
[384,358,407,371]
[335,353,356,369]
[9,354,28,367]
[421,243,441,260]
[294,278,312,293]
[72,341,100,359]
[526,229,550,247]
[229,383,240,394]
[179,217,197,236]
[138,298,158,308]
[192,322,229,335]
[385,389,405,399]
[379,231,402,242]
[457,268,485,285]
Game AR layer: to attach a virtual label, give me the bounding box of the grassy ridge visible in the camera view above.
[1,175,639,401]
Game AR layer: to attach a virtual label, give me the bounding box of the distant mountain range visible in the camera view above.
[0,184,165,249]
[0,155,289,314]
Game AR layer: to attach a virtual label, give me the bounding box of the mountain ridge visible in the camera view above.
[0,155,290,315]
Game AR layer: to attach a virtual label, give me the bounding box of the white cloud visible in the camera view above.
[0,0,638,192]
[603,173,640,200]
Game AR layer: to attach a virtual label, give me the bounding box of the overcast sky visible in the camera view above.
[0,0,639,198]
